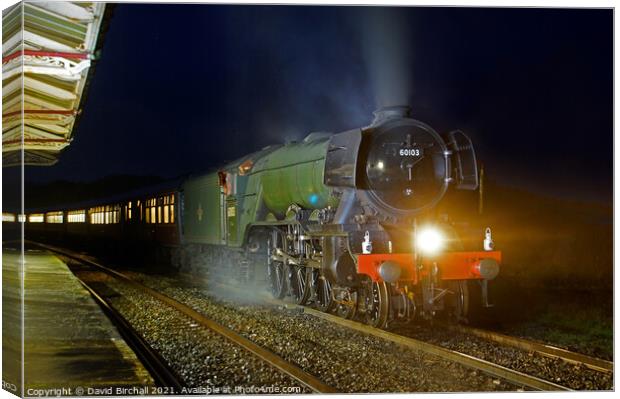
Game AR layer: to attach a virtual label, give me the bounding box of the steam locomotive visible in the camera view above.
[17,105,501,329]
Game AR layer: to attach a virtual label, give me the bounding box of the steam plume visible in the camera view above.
[360,7,413,108]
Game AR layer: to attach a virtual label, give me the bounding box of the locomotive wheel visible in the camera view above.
[268,260,287,299]
[334,289,358,320]
[447,280,469,323]
[364,281,390,329]
[315,274,335,313]
[289,265,311,305]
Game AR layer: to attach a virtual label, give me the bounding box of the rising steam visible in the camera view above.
[359,7,413,108]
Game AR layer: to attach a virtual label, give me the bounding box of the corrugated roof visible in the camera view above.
[2,2,109,166]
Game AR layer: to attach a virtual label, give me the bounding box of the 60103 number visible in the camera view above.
[399,148,421,156]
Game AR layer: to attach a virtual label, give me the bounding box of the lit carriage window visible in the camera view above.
[146,208,150,223]
[164,205,169,223]
[158,206,162,223]
[18,214,25,223]
[2,213,16,222]
[46,211,63,224]
[103,205,120,224]
[90,206,113,224]
[170,204,175,223]
[151,207,156,224]
[128,201,132,220]
[68,210,85,223]
[170,194,175,204]
[28,214,44,223]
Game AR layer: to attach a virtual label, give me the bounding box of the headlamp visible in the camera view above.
[416,227,444,255]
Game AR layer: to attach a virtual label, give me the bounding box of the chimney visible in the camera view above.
[371,105,411,126]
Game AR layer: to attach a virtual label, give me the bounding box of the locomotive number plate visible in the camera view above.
[399,148,422,157]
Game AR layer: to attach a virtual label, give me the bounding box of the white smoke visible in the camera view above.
[360,7,413,108]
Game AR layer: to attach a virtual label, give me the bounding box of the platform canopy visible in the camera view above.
[2,2,108,167]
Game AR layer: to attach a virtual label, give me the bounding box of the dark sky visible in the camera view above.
[13,5,613,203]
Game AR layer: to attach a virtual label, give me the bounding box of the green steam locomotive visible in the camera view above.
[179,105,501,328]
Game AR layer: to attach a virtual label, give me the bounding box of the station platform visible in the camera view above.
[2,246,153,395]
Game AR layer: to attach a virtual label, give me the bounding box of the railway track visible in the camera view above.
[211,282,579,391]
[34,243,336,393]
[35,243,613,392]
[444,324,613,374]
[196,280,613,391]
[77,279,185,389]
[244,287,614,390]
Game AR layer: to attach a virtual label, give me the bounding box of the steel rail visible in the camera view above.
[77,279,185,390]
[34,243,337,394]
[444,324,613,374]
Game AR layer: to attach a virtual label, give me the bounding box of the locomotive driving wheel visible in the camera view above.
[268,260,287,299]
[267,236,287,299]
[289,265,311,305]
[363,280,390,329]
[334,288,358,319]
[447,280,469,323]
[314,271,335,313]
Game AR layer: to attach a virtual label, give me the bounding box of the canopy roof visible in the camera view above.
[2,2,108,166]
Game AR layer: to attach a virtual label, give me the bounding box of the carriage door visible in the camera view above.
[226,172,238,244]
[219,171,238,245]
[219,188,227,245]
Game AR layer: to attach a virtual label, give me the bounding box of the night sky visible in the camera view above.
[12,5,613,203]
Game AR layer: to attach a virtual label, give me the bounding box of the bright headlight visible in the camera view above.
[416,227,444,254]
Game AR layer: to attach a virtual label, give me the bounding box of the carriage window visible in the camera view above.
[90,206,103,224]
[28,214,44,223]
[46,211,63,224]
[68,210,86,223]
[142,196,176,224]
[90,205,120,224]
[2,213,15,222]
[145,198,156,224]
